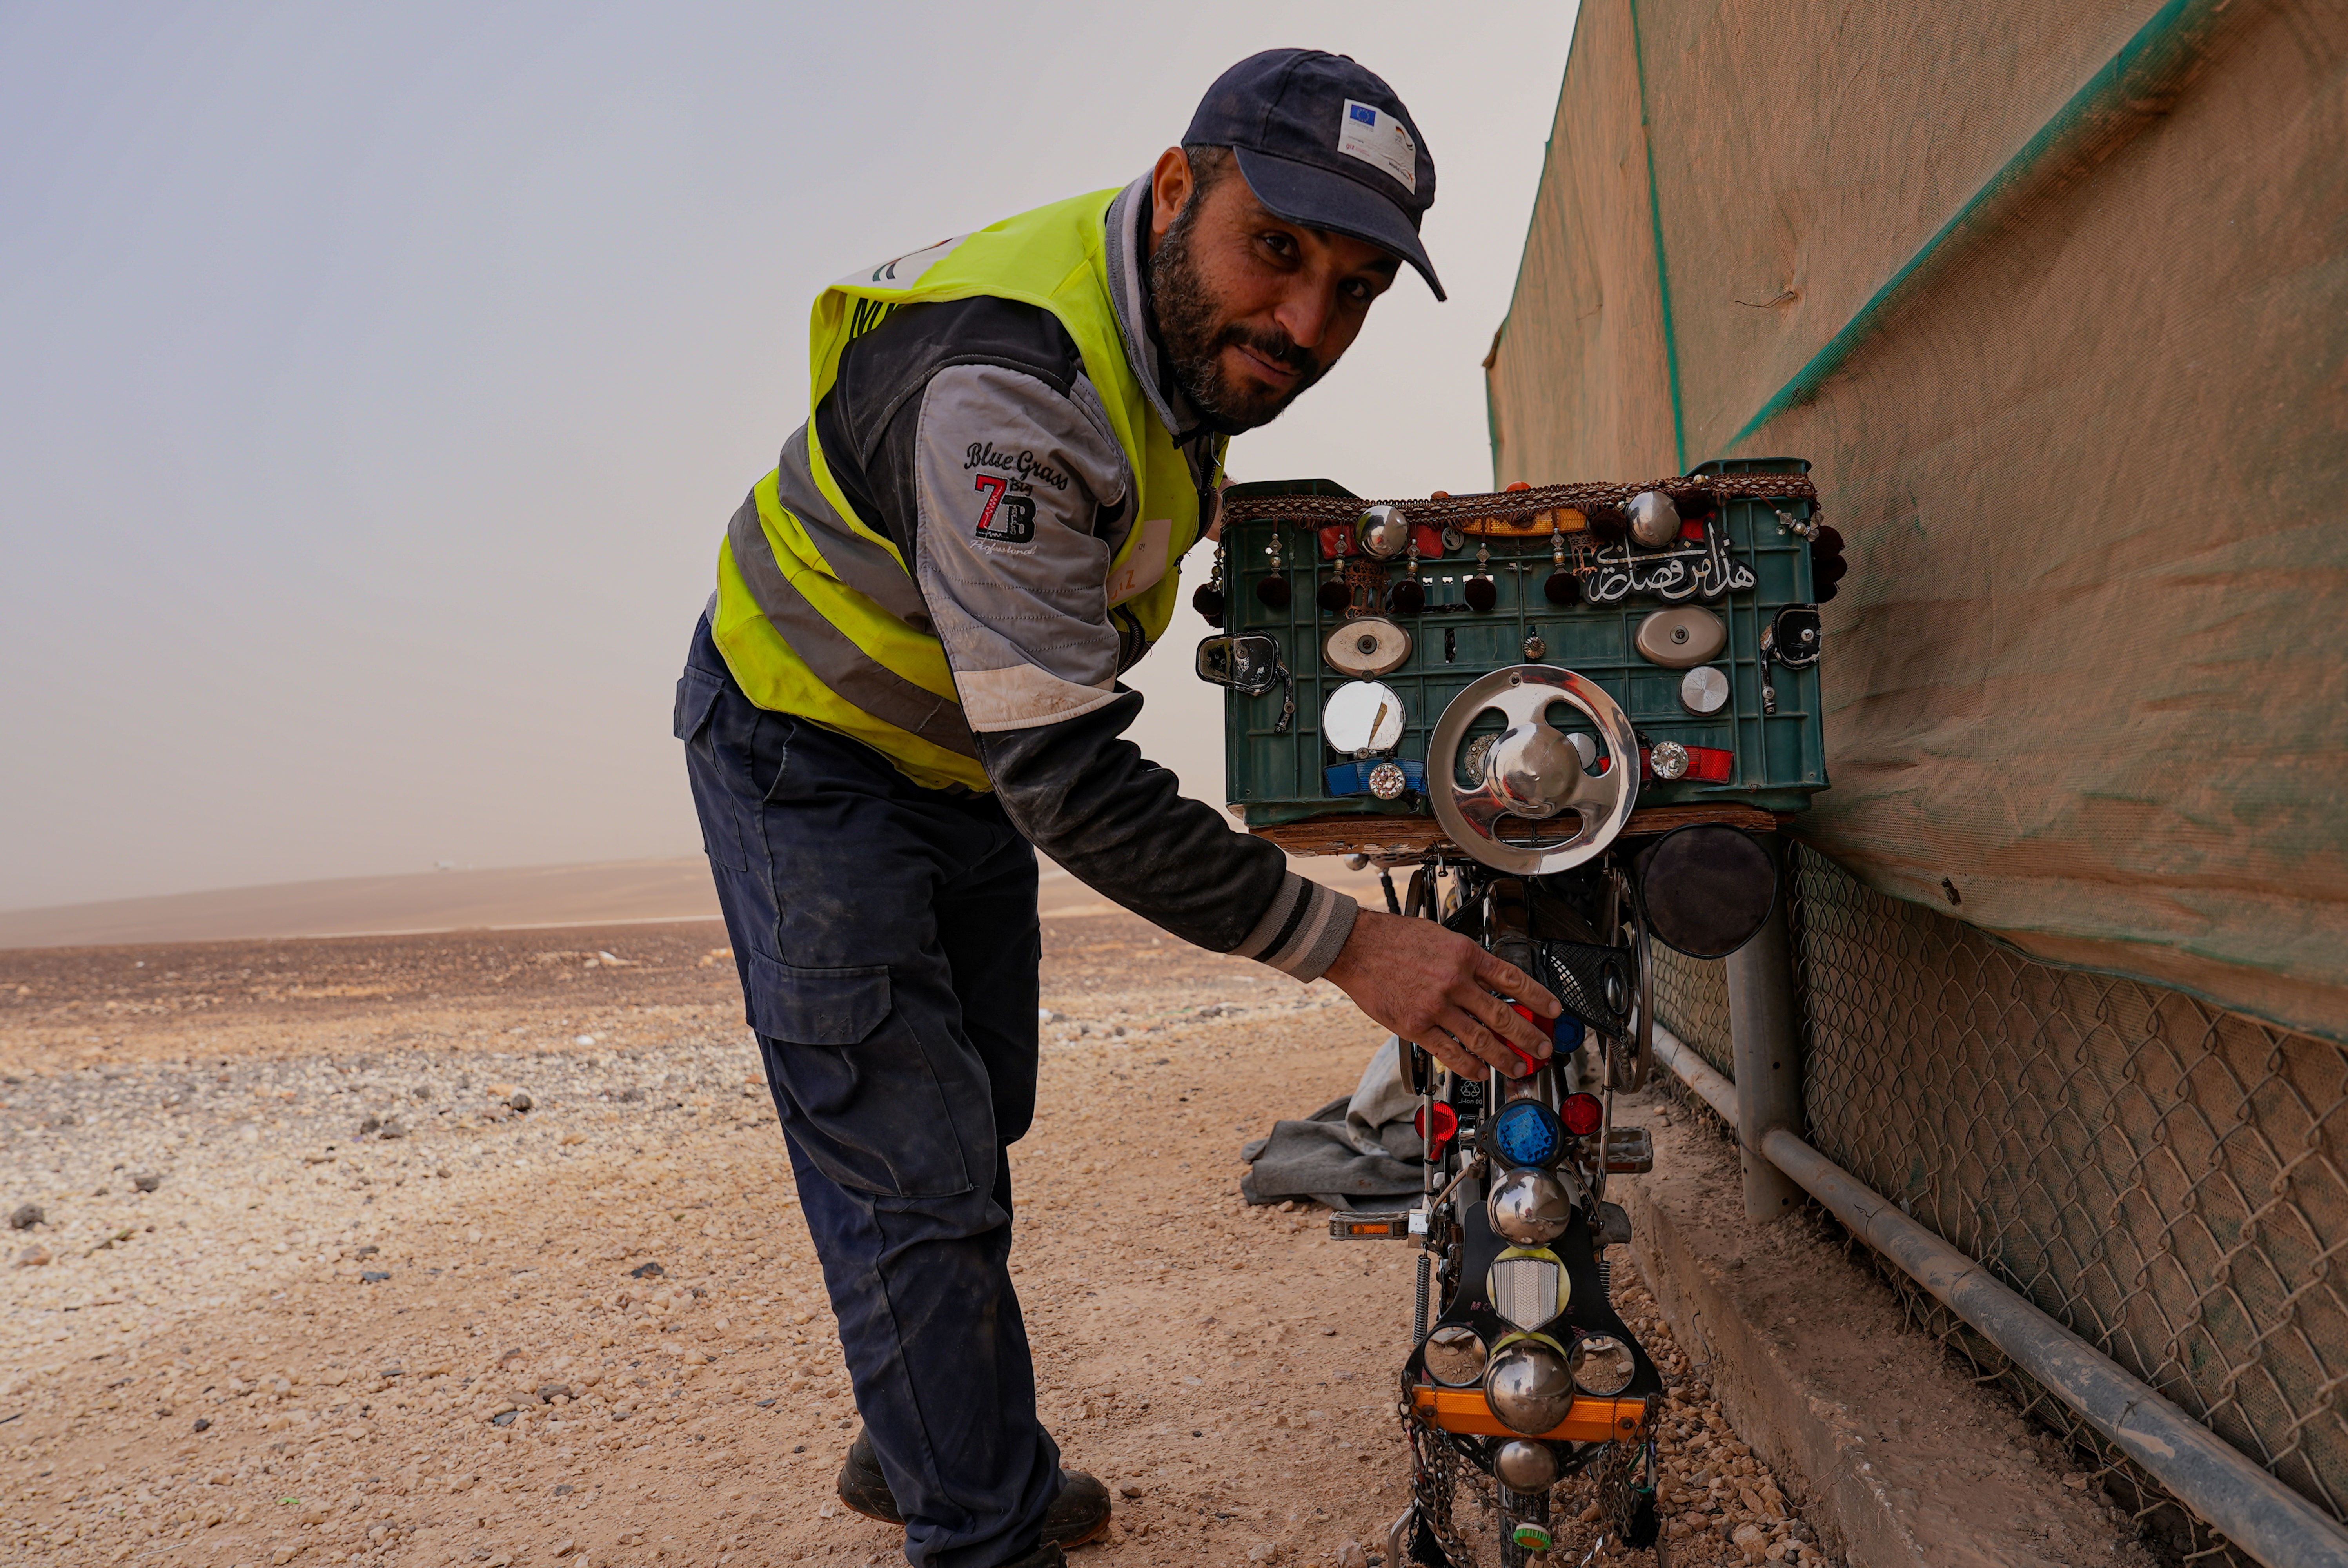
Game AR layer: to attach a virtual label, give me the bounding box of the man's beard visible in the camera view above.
[1149,195,1324,434]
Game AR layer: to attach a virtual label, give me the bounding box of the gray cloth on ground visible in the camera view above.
[1240,1035,1424,1210]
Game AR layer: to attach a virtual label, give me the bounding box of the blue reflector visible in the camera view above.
[1493,1101,1561,1167]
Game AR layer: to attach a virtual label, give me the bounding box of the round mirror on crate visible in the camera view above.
[1322,680,1406,757]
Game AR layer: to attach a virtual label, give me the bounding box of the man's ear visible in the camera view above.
[1149,147,1193,242]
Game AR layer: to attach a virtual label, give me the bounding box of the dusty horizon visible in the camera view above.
[0,4,1576,912]
[0,851,1387,950]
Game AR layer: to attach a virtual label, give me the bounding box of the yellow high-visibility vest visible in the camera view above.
[713,187,1219,790]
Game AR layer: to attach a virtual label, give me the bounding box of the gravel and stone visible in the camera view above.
[2,915,1830,1568]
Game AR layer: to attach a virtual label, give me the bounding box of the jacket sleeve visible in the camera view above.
[898,361,1358,978]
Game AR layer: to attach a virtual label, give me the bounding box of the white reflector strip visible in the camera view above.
[1489,1257,1563,1330]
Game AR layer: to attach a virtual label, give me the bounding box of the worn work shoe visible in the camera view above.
[835,1430,1111,1548]
[833,1430,902,1524]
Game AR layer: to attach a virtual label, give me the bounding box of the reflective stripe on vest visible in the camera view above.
[723,489,977,759]
[712,186,1217,792]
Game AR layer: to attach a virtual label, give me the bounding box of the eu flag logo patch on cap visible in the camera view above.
[1337,98,1417,193]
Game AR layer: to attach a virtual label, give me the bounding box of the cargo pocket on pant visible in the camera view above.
[676,668,752,873]
[746,953,973,1199]
[673,668,724,744]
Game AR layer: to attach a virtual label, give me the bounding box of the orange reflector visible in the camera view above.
[1409,1385,1648,1443]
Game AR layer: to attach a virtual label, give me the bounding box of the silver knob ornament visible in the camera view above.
[1627,490,1682,549]
[1484,722,1591,822]
[1357,505,1411,560]
[1487,1165,1579,1246]
[1493,1439,1562,1490]
[1484,1339,1577,1436]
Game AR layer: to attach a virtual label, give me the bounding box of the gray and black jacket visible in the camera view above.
[761,176,1358,981]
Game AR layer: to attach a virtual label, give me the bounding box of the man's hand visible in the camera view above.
[1320,909,1562,1079]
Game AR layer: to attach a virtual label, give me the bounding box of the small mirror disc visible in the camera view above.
[1323,680,1406,755]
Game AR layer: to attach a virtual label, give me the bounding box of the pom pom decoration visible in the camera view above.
[1192,540,1228,626]
[1389,528,1427,615]
[1255,535,1290,610]
[1810,521,1847,604]
[1464,539,1497,611]
[1812,554,1849,602]
[1542,519,1578,604]
[1316,577,1354,615]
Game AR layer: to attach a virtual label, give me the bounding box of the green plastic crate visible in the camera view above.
[1216,459,1828,831]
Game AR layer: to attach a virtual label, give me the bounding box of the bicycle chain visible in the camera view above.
[1595,1419,1660,1552]
[1401,1396,1489,1568]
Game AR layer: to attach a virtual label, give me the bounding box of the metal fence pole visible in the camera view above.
[1727,834,1803,1221]
[1650,1019,2348,1568]
[1758,1125,2348,1568]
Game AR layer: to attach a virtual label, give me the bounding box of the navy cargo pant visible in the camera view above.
[675,616,1059,1568]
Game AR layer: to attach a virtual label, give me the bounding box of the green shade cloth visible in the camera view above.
[1485,0,2348,1038]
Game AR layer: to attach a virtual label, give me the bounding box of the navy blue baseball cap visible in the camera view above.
[1184,49,1444,300]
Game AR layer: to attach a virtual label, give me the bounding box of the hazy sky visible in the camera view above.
[0,2,1578,911]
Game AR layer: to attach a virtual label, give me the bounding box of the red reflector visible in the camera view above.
[1560,1093,1604,1136]
[1414,1102,1460,1149]
[1642,743,1734,783]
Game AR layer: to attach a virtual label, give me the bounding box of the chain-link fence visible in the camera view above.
[1649,846,2348,1563]
[1651,934,1734,1083]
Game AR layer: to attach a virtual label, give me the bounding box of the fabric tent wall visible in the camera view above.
[1487,0,2348,1039]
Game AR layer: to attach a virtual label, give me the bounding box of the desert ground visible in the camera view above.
[0,907,1831,1568]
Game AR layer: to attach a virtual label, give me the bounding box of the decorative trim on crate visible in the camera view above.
[1248,803,1786,859]
[1219,472,1820,531]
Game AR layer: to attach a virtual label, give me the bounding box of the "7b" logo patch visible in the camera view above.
[971,474,1037,543]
